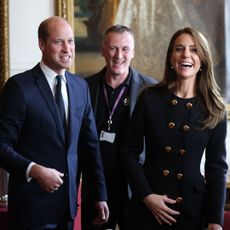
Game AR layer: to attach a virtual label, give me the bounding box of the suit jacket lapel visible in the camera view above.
[129,69,144,117]
[65,72,80,150]
[32,65,66,143]
[66,77,74,148]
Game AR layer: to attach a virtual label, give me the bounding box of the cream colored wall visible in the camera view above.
[9,0,55,76]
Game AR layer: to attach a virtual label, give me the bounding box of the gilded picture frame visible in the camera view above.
[0,0,9,204]
[0,0,9,92]
[56,0,75,73]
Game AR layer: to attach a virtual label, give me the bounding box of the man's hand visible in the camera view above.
[29,164,64,193]
[143,194,180,226]
[93,201,109,225]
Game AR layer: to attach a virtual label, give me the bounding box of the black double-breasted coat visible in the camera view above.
[122,86,228,230]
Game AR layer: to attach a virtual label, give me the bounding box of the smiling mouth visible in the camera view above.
[61,56,71,62]
[113,61,123,66]
[180,62,193,68]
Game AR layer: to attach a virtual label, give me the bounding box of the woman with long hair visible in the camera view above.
[122,27,227,230]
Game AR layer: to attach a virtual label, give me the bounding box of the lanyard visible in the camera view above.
[103,84,127,131]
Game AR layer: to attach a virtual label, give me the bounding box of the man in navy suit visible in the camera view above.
[81,25,157,230]
[0,16,109,230]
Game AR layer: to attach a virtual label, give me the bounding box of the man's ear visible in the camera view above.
[38,38,45,52]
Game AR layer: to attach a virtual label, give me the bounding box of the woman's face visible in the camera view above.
[170,33,201,81]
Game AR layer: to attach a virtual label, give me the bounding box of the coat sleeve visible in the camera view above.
[0,77,31,177]
[205,115,228,225]
[121,89,153,200]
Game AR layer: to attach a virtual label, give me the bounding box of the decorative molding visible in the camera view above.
[56,0,75,73]
[0,0,9,92]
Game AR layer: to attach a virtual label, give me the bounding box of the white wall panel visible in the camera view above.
[9,0,54,76]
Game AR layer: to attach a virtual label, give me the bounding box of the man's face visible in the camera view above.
[39,19,75,74]
[101,31,134,78]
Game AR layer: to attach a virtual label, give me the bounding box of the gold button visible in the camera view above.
[179,149,186,156]
[171,99,178,105]
[165,146,172,153]
[177,173,183,180]
[176,197,183,203]
[163,170,170,176]
[168,122,175,129]
[182,124,190,132]
[186,102,193,109]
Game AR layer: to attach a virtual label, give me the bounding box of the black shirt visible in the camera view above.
[95,73,131,178]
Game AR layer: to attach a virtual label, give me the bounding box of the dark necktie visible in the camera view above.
[55,75,66,131]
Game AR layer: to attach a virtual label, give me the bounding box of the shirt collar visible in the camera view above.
[102,67,132,88]
[40,61,67,83]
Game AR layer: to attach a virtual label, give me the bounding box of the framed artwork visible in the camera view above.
[67,1,229,104]
[72,0,118,77]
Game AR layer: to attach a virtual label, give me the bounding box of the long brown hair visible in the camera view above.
[159,27,225,129]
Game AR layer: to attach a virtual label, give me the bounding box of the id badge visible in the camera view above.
[100,130,116,143]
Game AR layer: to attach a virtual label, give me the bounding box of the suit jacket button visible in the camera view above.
[168,122,175,129]
[182,124,190,132]
[176,196,183,203]
[179,149,186,156]
[177,173,183,180]
[165,146,172,153]
[163,170,170,176]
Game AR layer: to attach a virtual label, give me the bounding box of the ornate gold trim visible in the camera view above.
[0,0,9,92]
[226,104,230,120]
[56,0,74,27]
[0,0,9,205]
[56,0,75,73]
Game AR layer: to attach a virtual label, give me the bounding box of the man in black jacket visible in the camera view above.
[81,25,157,230]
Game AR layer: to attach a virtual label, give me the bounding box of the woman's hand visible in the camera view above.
[208,223,222,230]
[143,194,180,226]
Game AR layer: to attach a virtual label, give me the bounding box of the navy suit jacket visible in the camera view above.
[0,64,107,223]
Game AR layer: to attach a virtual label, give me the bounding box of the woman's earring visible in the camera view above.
[171,65,174,69]
[199,68,202,72]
